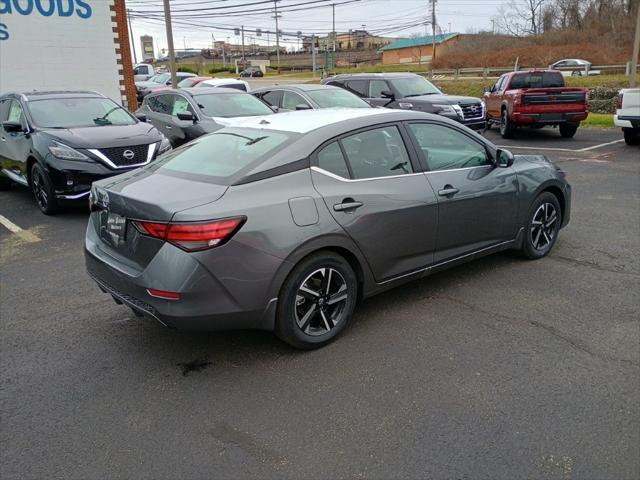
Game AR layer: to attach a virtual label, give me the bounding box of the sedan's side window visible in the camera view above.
[282,91,310,110]
[317,142,350,179]
[148,94,173,115]
[408,123,490,171]
[340,126,413,179]
[260,90,282,107]
[7,100,26,127]
[369,80,390,98]
[344,80,368,97]
[171,95,195,117]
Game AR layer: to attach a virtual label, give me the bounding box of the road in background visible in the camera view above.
[1,129,638,479]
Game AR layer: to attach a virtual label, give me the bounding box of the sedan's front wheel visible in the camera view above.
[522,192,561,259]
[276,252,358,349]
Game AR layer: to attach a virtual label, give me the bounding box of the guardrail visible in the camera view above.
[429,63,638,79]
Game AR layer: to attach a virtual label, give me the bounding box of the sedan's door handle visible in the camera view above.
[333,200,363,212]
[438,185,460,197]
[165,125,172,130]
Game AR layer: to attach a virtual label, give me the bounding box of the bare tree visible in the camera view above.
[494,0,548,36]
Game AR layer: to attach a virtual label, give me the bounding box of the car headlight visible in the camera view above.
[48,141,89,161]
[398,102,414,109]
[433,104,463,118]
[158,136,172,155]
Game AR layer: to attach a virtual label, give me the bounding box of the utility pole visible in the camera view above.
[273,1,281,73]
[162,0,177,88]
[631,3,640,87]
[331,3,336,70]
[312,34,317,78]
[241,25,245,61]
[430,0,437,65]
[127,8,138,64]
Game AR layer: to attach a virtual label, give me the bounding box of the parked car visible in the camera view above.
[322,73,485,130]
[133,63,157,82]
[252,84,372,111]
[195,78,251,92]
[0,91,169,214]
[136,72,197,102]
[177,76,212,88]
[550,59,601,77]
[136,87,274,147]
[240,67,264,78]
[614,88,640,145]
[85,108,570,349]
[484,70,589,138]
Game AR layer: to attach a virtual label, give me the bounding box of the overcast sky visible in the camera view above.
[127,0,512,58]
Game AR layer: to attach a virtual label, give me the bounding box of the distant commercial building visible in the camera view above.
[140,35,154,61]
[379,33,460,65]
[302,30,394,52]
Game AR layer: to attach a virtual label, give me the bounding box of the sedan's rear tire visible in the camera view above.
[559,122,579,138]
[500,109,515,139]
[522,192,562,260]
[31,163,59,215]
[275,252,358,349]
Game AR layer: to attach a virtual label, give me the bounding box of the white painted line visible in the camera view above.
[497,138,624,153]
[497,145,578,152]
[0,214,40,243]
[578,139,625,151]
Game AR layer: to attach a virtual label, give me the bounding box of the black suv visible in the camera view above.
[0,91,170,214]
[322,73,486,130]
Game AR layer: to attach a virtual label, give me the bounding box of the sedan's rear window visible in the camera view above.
[158,129,292,180]
[509,72,564,89]
[306,89,370,108]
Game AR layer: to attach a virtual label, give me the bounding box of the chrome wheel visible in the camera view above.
[295,267,348,336]
[530,203,558,251]
[32,168,48,210]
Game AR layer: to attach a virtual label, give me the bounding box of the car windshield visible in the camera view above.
[510,72,564,88]
[158,128,292,180]
[28,97,136,128]
[306,89,370,108]
[193,93,273,117]
[390,76,441,97]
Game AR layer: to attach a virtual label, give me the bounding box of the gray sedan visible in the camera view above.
[85,109,571,349]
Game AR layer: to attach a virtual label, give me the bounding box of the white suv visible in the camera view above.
[614,88,640,145]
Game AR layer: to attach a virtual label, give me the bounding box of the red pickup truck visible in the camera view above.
[484,70,589,138]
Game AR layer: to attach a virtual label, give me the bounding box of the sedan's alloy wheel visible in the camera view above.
[295,268,348,336]
[530,202,558,251]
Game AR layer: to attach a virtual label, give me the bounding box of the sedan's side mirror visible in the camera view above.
[177,111,196,122]
[496,148,514,168]
[270,105,280,113]
[135,113,147,122]
[381,90,395,99]
[2,121,24,133]
[484,86,492,93]
[295,104,312,111]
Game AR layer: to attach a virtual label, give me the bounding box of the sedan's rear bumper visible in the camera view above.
[84,216,279,331]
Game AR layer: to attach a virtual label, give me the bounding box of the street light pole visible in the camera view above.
[273,0,281,73]
[430,0,437,65]
[127,8,138,64]
[162,0,177,89]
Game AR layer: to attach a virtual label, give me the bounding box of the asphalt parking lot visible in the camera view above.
[1,126,638,479]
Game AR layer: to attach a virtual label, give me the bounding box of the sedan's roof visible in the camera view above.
[235,108,395,134]
[179,87,251,97]
[4,91,105,101]
[253,84,340,93]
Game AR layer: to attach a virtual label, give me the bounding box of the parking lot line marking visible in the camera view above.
[578,139,625,151]
[497,145,578,152]
[0,214,40,243]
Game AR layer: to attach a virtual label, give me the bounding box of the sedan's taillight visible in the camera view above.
[132,217,245,251]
